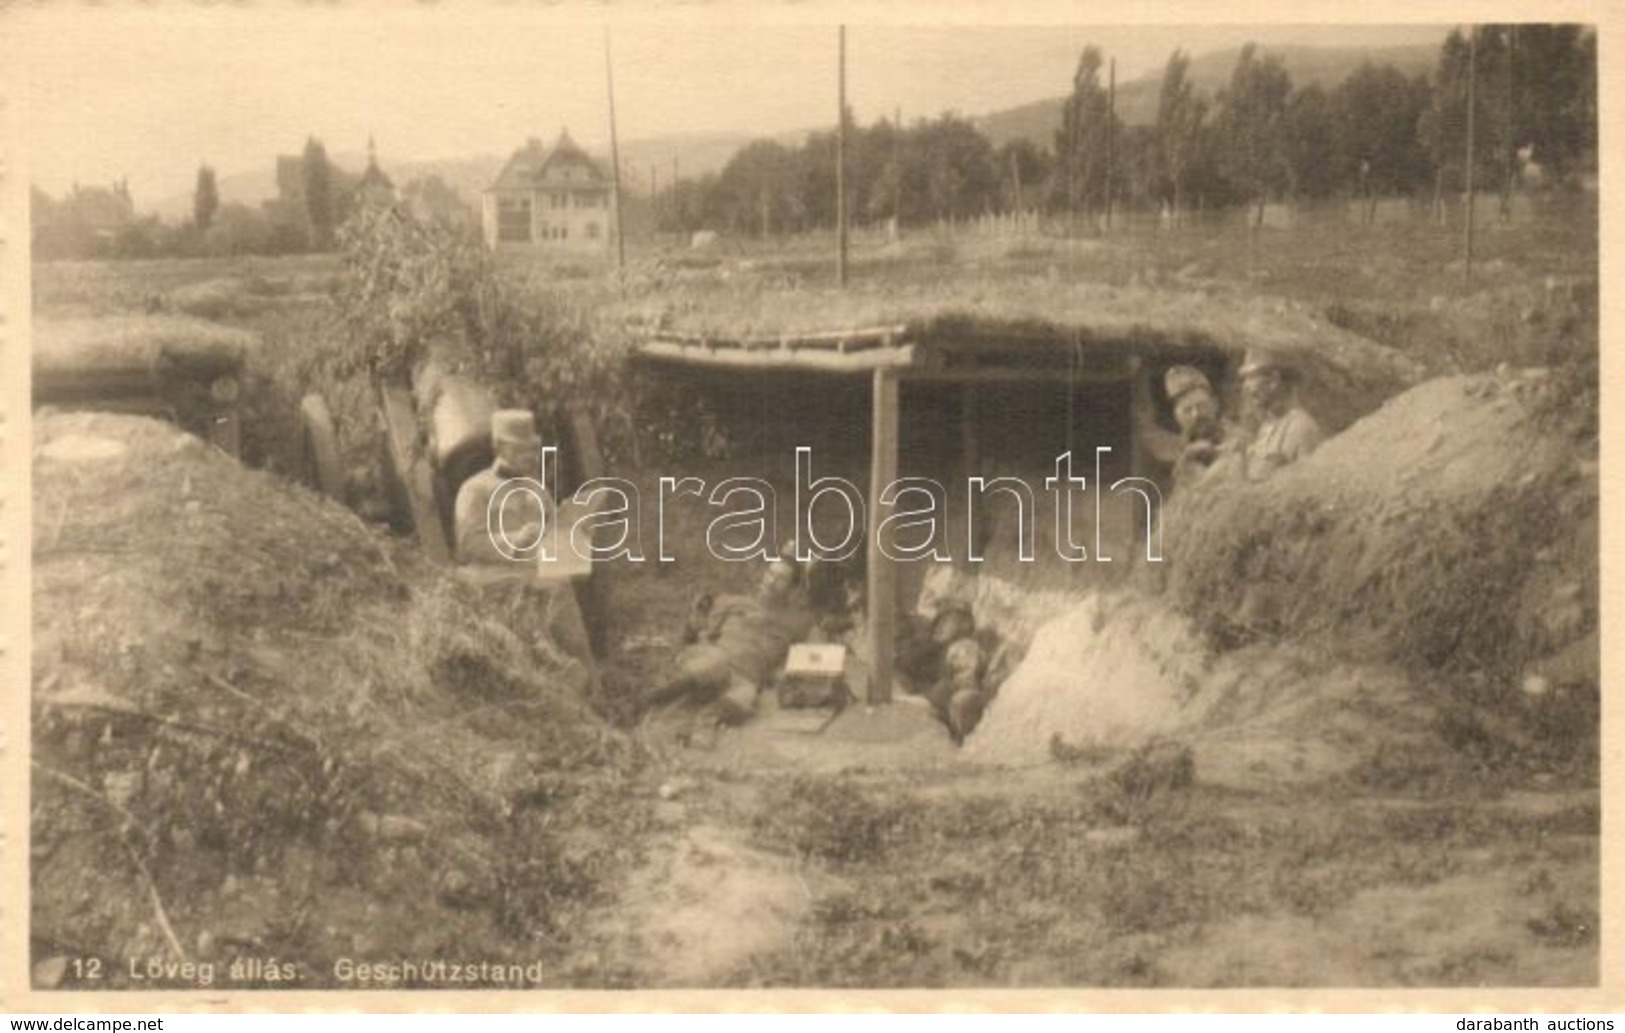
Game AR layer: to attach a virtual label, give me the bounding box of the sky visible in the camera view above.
[10,4,1452,211]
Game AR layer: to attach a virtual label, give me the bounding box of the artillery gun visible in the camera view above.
[299,361,612,667]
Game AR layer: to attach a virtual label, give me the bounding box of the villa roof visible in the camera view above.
[487,129,607,192]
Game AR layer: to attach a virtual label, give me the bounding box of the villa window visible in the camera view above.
[497,198,530,242]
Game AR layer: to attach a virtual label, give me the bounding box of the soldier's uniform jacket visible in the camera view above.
[695,590,814,687]
[1244,406,1325,480]
[1171,418,1241,489]
[454,464,555,564]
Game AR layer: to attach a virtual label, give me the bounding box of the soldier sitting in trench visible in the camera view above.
[1147,353,1325,488]
[1234,347,1325,481]
[643,554,815,742]
[1138,365,1238,491]
[895,600,1015,745]
[453,409,555,564]
[929,628,991,745]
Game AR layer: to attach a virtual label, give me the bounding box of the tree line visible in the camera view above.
[662,25,1596,237]
[31,26,1595,260]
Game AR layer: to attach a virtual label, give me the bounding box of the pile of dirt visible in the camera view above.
[963,368,1596,783]
[961,593,1200,764]
[960,591,1442,789]
[1165,369,1598,687]
[31,413,646,988]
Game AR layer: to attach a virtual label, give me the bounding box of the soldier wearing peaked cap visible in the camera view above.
[1236,348,1325,481]
[454,409,556,565]
[1139,364,1238,489]
[645,554,815,740]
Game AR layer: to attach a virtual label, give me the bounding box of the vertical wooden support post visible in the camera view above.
[1127,355,1148,558]
[959,384,982,558]
[866,368,900,705]
[565,405,613,658]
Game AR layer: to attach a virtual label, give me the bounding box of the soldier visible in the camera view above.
[1236,348,1325,480]
[454,409,554,565]
[1165,365,1237,488]
[646,556,815,736]
[1139,365,1235,490]
[935,637,989,744]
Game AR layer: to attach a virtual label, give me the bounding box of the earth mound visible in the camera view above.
[31,413,643,988]
[960,592,1442,789]
[1166,369,1597,685]
[964,369,1597,785]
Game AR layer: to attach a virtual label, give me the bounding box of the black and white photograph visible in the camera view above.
[3,2,1610,1005]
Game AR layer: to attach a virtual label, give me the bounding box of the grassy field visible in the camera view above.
[28,197,1601,988]
[730,772,1598,987]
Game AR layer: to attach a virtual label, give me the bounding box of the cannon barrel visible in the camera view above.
[414,362,498,498]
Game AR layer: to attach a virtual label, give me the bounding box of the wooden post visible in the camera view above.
[565,405,613,659]
[1503,25,1516,221]
[1127,356,1149,558]
[865,368,899,705]
[1464,25,1477,286]
[604,29,626,276]
[837,25,848,287]
[893,105,903,234]
[378,385,451,564]
[1068,85,1080,238]
[959,384,983,559]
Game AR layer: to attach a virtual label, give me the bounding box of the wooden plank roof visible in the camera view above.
[624,281,1421,382]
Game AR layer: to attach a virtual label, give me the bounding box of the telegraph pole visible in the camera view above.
[604,28,626,275]
[1068,65,1080,237]
[1503,25,1517,220]
[836,24,848,287]
[1105,57,1116,231]
[1464,25,1477,286]
[893,105,902,235]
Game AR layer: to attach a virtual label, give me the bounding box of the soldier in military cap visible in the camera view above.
[645,554,815,739]
[1163,365,1239,488]
[454,409,554,564]
[1236,347,1324,480]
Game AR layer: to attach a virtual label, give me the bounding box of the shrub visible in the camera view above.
[332,203,634,458]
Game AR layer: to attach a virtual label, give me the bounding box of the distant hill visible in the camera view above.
[971,43,1438,148]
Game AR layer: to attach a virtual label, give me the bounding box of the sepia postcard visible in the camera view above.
[1,0,1619,1014]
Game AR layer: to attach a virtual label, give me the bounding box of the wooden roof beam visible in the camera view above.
[637,339,917,373]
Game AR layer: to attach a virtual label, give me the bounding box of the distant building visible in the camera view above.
[355,136,396,208]
[30,181,136,259]
[482,129,613,252]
